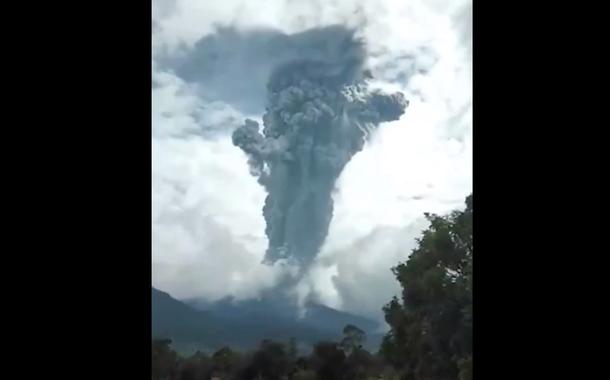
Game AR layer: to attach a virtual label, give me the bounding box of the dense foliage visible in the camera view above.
[152,194,472,380]
[381,195,472,380]
[152,335,392,380]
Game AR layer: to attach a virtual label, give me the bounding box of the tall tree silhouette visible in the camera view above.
[381,194,472,380]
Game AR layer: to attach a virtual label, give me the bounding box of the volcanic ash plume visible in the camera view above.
[232,38,408,268]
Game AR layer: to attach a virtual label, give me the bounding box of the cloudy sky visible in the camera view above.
[152,0,472,323]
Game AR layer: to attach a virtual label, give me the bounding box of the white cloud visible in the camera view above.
[152,0,472,320]
[152,69,294,300]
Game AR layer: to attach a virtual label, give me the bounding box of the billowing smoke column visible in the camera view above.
[232,32,408,268]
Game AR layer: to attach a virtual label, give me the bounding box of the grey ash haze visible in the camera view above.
[231,30,408,268]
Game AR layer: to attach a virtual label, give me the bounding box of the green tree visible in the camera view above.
[211,346,240,377]
[175,351,213,380]
[340,324,366,355]
[311,341,347,380]
[151,339,178,380]
[381,194,472,380]
[288,337,298,360]
[344,347,378,380]
[246,339,291,380]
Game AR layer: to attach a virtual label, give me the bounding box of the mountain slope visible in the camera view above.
[152,288,382,353]
[186,296,379,337]
[152,288,233,347]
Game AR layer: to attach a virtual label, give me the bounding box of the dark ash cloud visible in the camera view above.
[158,25,371,114]
[231,26,409,269]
